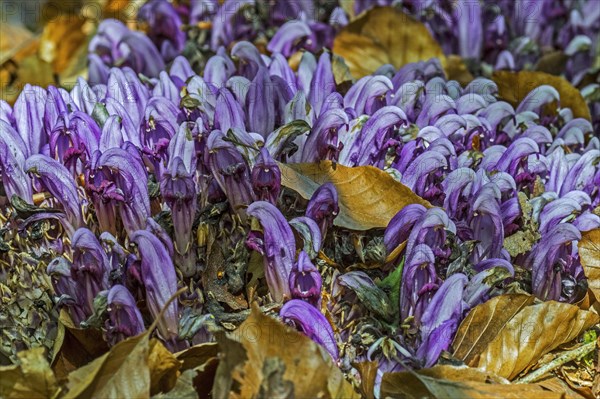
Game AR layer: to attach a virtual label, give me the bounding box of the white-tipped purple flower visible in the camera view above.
[251,148,281,205]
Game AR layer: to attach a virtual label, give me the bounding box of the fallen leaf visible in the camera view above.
[578,229,600,301]
[65,333,151,399]
[332,6,445,78]
[0,347,58,399]
[476,302,599,380]
[352,361,378,399]
[279,161,431,230]
[151,369,199,399]
[39,14,88,74]
[493,70,591,121]
[537,376,589,399]
[213,304,359,399]
[148,339,182,396]
[452,294,535,366]
[445,55,474,86]
[381,365,564,399]
[175,342,219,371]
[51,309,109,381]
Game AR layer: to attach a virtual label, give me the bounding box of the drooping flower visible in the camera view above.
[289,251,322,308]
[105,284,146,345]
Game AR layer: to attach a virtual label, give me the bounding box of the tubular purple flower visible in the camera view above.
[309,52,335,117]
[289,216,322,259]
[71,228,111,315]
[384,204,427,254]
[416,95,456,128]
[401,244,438,324]
[306,182,339,238]
[105,284,145,345]
[96,148,150,234]
[161,123,197,262]
[269,53,298,93]
[516,85,560,114]
[353,106,407,167]
[204,53,235,89]
[301,108,348,162]
[246,68,275,138]
[138,0,185,61]
[280,299,338,360]
[343,76,393,116]
[246,201,295,302]
[470,187,504,262]
[169,55,194,87]
[401,151,448,197]
[131,229,179,342]
[0,120,32,202]
[289,251,322,308]
[529,223,581,301]
[561,150,600,195]
[251,147,281,204]
[210,0,255,52]
[492,137,539,175]
[215,88,246,133]
[453,0,482,59]
[416,273,468,367]
[141,96,179,178]
[47,256,87,324]
[106,67,148,126]
[463,263,514,307]
[230,41,265,80]
[267,19,312,57]
[538,197,582,234]
[14,84,47,155]
[405,207,456,261]
[206,130,255,213]
[25,154,83,227]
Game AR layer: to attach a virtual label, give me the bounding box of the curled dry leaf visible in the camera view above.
[39,14,89,76]
[279,161,431,230]
[151,369,199,399]
[332,6,445,79]
[352,361,378,399]
[148,339,182,396]
[213,304,359,399]
[493,70,592,121]
[65,333,151,399]
[452,294,535,366]
[578,229,600,301]
[381,365,565,399]
[476,302,599,380]
[0,347,58,399]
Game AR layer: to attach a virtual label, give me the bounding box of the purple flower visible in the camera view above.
[289,216,322,259]
[401,244,439,324]
[14,84,47,155]
[251,148,281,205]
[305,182,339,238]
[529,223,581,301]
[289,251,322,308]
[0,120,32,202]
[130,230,179,342]
[138,0,185,61]
[25,154,83,227]
[105,284,145,345]
[47,256,87,324]
[246,201,295,302]
[280,299,338,360]
[71,228,111,316]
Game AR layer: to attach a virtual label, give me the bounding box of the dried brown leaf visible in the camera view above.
[151,369,199,399]
[493,70,591,121]
[0,347,58,399]
[332,6,444,79]
[452,294,535,366]
[476,302,599,380]
[381,365,564,399]
[213,304,359,399]
[352,361,378,399]
[578,229,600,301]
[175,342,219,371]
[279,161,431,230]
[39,15,88,75]
[148,339,181,396]
[51,309,109,381]
[65,333,151,399]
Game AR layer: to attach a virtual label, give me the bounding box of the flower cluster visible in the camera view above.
[0,0,598,393]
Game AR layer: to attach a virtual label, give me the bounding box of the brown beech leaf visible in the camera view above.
[175,342,219,371]
[152,369,198,399]
[65,332,151,399]
[493,70,591,121]
[332,6,444,78]
[148,339,182,396]
[51,309,109,381]
[0,347,58,399]
[39,14,88,75]
[452,294,535,366]
[381,365,564,399]
[352,361,378,399]
[578,229,600,301]
[213,304,359,399]
[476,302,599,380]
[279,161,431,230]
